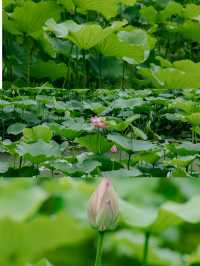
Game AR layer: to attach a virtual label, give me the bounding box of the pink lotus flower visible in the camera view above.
[87,178,119,232]
[91,116,107,129]
[111,145,118,153]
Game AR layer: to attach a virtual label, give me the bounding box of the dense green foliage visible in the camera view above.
[2,0,200,177]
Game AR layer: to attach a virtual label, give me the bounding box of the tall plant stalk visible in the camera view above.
[142,231,151,266]
[95,232,104,266]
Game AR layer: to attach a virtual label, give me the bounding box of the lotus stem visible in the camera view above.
[127,153,132,170]
[142,231,151,266]
[94,232,104,266]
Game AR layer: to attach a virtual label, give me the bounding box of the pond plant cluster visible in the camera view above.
[1,0,200,266]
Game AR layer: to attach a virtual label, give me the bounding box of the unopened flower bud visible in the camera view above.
[87,178,119,232]
[111,145,118,153]
[91,116,107,129]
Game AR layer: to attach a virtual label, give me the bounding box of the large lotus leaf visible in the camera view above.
[0,162,10,174]
[185,113,200,126]
[31,31,57,58]
[58,0,75,12]
[179,21,200,43]
[140,60,200,90]
[120,200,157,229]
[62,117,91,132]
[23,125,53,143]
[67,24,117,49]
[12,1,61,35]
[104,98,144,113]
[140,6,158,24]
[120,196,200,233]
[0,213,92,266]
[0,181,48,221]
[3,11,20,35]
[107,115,140,131]
[17,140,60,163]
[169,98,200,113]
[7,123,26,135]
[51,159,101,176]
[73,0,118,19]
[158,1,183,21]
[74,0,137,18]
[117,0,136,5]
[48,123,80,139]
[97,33,145,64]
[117,29,155,63]
[34,259,53,266]
[103,168,142,178]
[3,0,14,8]
[45,19,127,49]
[44,19,81,39]
[187,245,200,264]
[184,4,200,22]
[107,230,182,266]
[31,60,68,81]
[107,134,156,153]
[77,134,112,154]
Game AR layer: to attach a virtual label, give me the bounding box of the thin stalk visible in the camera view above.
[97,130,101,154]
[19,157,23,169]
[142,231,151,266]
[98,53,102,88]
[82,49,88,88]
[121,61,126,89]
[94,232,104,266]
[127,153,132,170]
[27,43,33,85]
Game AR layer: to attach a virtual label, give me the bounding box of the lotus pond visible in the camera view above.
[1,1,200,265]
[2,0,200,177]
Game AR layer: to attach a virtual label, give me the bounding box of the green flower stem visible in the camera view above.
[127,153,132,170]
[95,232,104,266]
[142,231,151,266]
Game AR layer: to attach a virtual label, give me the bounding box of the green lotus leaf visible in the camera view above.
[185,113,200,126]
[107,230,182,266]
[44,19,81,39]
[0,182,48,221]
[179,21,200,43]
[97,33,145,64]
[158,1,183,21]
[120,195,200,233]
[0,161,10,174]
[45,19,127,49]
[77,134,111,154]
[67,24,116,49]
[139,60,200,90]
[107,134,156,153]
[103,168,142,178]
[12,1,61,35]
[23,125,53,143]
[48,123,80,139]
[7,123,27,135]
[17,140,60,163]
[0,213,91,266]
[58,0,75,12]
[73,0,118,19]
[184,4,200,22]
[140,6,158,24]
[30,259,53,266]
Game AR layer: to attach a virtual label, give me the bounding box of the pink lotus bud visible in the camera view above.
[87,178,119,232]
[111,145,118,153]
[91,116,107,129]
